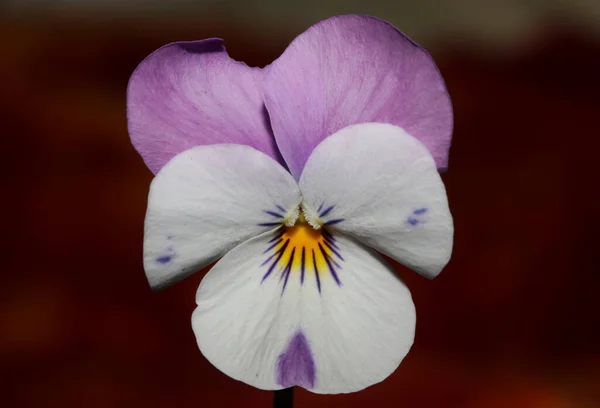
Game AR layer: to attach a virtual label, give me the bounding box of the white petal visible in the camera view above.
[192,226,415,394]
[298,123,453,279]
[144,144,301,289]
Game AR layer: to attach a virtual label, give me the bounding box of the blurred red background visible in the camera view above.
[1,4,599,408]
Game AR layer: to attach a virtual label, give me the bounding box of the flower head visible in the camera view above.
[127,15,453,394]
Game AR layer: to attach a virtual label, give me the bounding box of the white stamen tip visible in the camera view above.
[285,206,300,227]
[301,205,321,230]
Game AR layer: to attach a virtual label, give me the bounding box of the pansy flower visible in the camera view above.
[127,15,453,394]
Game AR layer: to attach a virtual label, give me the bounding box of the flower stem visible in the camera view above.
[273,387,294,408]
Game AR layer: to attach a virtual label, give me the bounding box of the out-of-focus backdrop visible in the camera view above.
[2,1,599,407]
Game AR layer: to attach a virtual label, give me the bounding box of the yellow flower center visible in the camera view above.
[262,207,342,292]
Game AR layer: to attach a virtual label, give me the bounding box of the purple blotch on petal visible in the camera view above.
[414,207,428,215]
[276,331,316,389]
[156,255,172,264]
[406,217,419,226]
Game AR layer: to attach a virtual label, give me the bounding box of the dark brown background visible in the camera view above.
[2,6,599,408]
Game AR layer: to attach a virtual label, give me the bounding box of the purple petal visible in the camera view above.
[263,15,453,178]
[127,39,282,174]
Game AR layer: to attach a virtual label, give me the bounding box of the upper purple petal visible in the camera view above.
[127,38,282,174]
[263,15,454,179]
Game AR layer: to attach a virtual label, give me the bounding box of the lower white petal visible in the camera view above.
[144,144,300,289]
[298,123,453,279]
[192,223,415,394]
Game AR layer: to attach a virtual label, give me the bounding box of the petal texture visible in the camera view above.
[127,39,282,174]
[263,15,453,178]
[192,227,415,394]
[144,144,300,289]
[299,123,453,279]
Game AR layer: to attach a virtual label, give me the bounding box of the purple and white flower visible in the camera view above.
[127,15,454,394]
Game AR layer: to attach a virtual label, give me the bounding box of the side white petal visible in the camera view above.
[192,228,415,394]
[299,123,453,279]
[144,144,300,289]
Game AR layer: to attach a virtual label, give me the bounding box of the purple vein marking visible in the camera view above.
[261,251,278,267]
[300,247,306,285]
[262,239,289,281]
[279,248,294,283]
[268,228,285,243]
[322,229,338,246]
[319,205,335,217]
[318,242,341,286]
[258,222,282,227]
[276,331,316,389]
[280,248,295,294]
[324,218,344,226]
[414,207,428,215]
[312,249,321,293]
[322,240,344,261]
[262,226,343,293]
[317,203,324,213]
[263,238,283,254]
[264,210,284,218]
[276,205,287,213]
